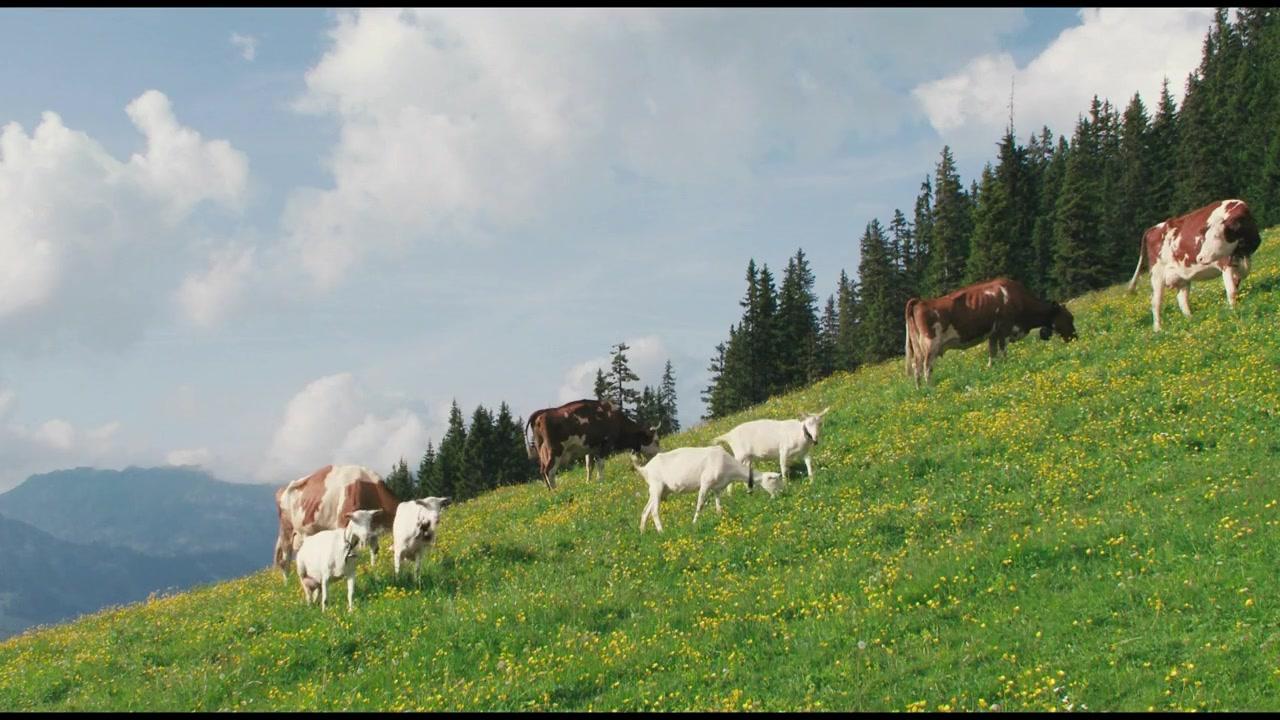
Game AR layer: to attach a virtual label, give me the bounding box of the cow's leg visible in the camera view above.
[1176,283,1192,318]
[415,555,422,578]
[1223,265,1240,308]
[1150,272,1165,331]
[987,335,999,367]
[346,576,354,612]
[584,454,592,482]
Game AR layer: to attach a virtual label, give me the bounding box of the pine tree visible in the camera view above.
[1051,105,1108,297]
[1029,134,1069,296]
[965,162,1012,283]
[701,338,731,420]
[888,209,915,325]
[924,146,969,295]
[635,385,660,430]
[492,402,529,488]
[605,342,641,414]
[834,270,861,372]
[775,248,820,390]
[855,219,899,363]
[459,404,496,501]
[416,441,438,499]
[1177,9,1237,210]
[432,400,467,501]
[592,369,609,402]
[1117,92,1154,272]
[1148,78,1180,220]
[909,177,934,296]
[658,360,679,434]
[815,294,838,379]
[752,263,781,400]
[385,458,413,501]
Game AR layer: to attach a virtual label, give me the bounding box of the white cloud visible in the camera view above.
[284,8,1027,288]
[0,399,129,491]
[913,8,1215,146]
[0,90,249,347]
[176,244,257,328]
[230,32,258,62]
[259,372,433,481]
[167,447,213,467]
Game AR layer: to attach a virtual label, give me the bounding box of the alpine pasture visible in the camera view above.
[1,228,1278,711]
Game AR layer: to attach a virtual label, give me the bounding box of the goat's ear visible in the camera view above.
[819,406,830,417]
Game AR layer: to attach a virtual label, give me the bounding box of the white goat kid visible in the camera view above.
[392,496,451,578]
[630,446,781,533]
[295,509,380,612]
[714,407,830,486]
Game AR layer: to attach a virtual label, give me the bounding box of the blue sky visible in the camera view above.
[0,8,1217,490]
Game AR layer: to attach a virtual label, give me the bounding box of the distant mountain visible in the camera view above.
[0,514,251,640]
[0,466,279,564]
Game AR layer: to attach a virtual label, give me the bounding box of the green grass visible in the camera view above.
[4,230,1280,711]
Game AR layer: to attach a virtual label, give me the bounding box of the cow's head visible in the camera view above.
[638,425,661,459]
[343,508,382,549]
[800,407,831,445]
[1041,303,1077,342]
[273,531,294,582]
[412,496,451,544]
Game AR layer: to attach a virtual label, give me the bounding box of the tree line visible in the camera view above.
[702,7,1280,420]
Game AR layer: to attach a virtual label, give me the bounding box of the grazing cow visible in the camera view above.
[392,496,450,578]
[1126,198,1262,331]
[273,464,401,582]
[525,399,660,490]
[629,446,782,532]
[714,408,830,487]
[295,509,380,612]
[905,277,1077,387]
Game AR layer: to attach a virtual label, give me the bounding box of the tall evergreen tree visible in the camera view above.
[1116,92,1155,271]
[924,146,969,296]
[855,219,899,363]
[815,294,838,379]
[493,402,532,487]
[658,360,679,434]
[459,404,497,501]
[701,338,731,420]
[775,248,820,390]
[752,263,781,399]
[909,177,933,297]
[431,400,467,500]
[605,342,641,413]
[834,270,861,372]
[1029,134,1069,297]
[385,458,413,501]
[1148,78,1180,220]
[1051,104,1109,297]
[1176,8,1237,210]
[592,369,609,402]
[417,441,438,500]
[965,162,1011,283]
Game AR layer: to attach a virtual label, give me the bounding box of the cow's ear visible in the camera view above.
[650,424,661,437]
[440,497,452,508]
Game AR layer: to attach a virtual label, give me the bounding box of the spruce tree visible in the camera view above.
[909,177,934,296]
[385,458,413,501]
[1148,78,1180,220]
[1029,135,1069,297]
[1051,106,1108,297]
[605,342,641,413]
[492,402,528,487]
[701,338,731,420]
[965,162,1012,283]
[834,270,861,372]
[855,219,899,363]
[592,369,609,402]
[815,294,839,379]
[1117,92,1154,271]
[752,263,781,400]
[775,248,819,390]
[658,360,679,434]
[459,405,496,500]
[417,441,438,499]
[924,146,969,296]
[433,400,467,501]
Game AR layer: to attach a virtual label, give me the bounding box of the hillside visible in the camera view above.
[1,229,1278,711]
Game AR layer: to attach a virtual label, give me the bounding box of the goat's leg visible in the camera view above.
[805,453,815,480]
[693,485,709,524]
[779,448,790,484]
[320,577,328,611]
[346,576,355,612]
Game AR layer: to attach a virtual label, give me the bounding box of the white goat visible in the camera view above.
[630,446,781,532]
[392,496,451,577]
[714,407,830,487]
[295,509,380,612]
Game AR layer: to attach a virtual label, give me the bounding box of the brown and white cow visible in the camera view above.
[1127,198,1262,331]
[273,464,401,583]
[525,399,660,490]
[905,277,1077,387]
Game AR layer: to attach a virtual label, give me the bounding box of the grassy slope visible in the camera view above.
[3,230,1279,711]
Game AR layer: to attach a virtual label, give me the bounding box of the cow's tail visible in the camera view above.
[1127,235,1147,293]
[904,298,919,376]
[525,412,541,460]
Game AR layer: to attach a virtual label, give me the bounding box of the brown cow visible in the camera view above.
[525,399,660,490]
[273,464,401,582]
[905,277,1076,387]
[1126,198,1262,331]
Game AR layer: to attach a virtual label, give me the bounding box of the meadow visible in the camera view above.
[1,229,1278,711]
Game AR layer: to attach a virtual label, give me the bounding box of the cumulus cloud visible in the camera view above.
[284,8,1026,288]
[0,90,249,347]
[230,32,258,61]
[259,372,433,481]
[176,244,257,329]
[0,395,128,491]
[913,8,1215,147]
